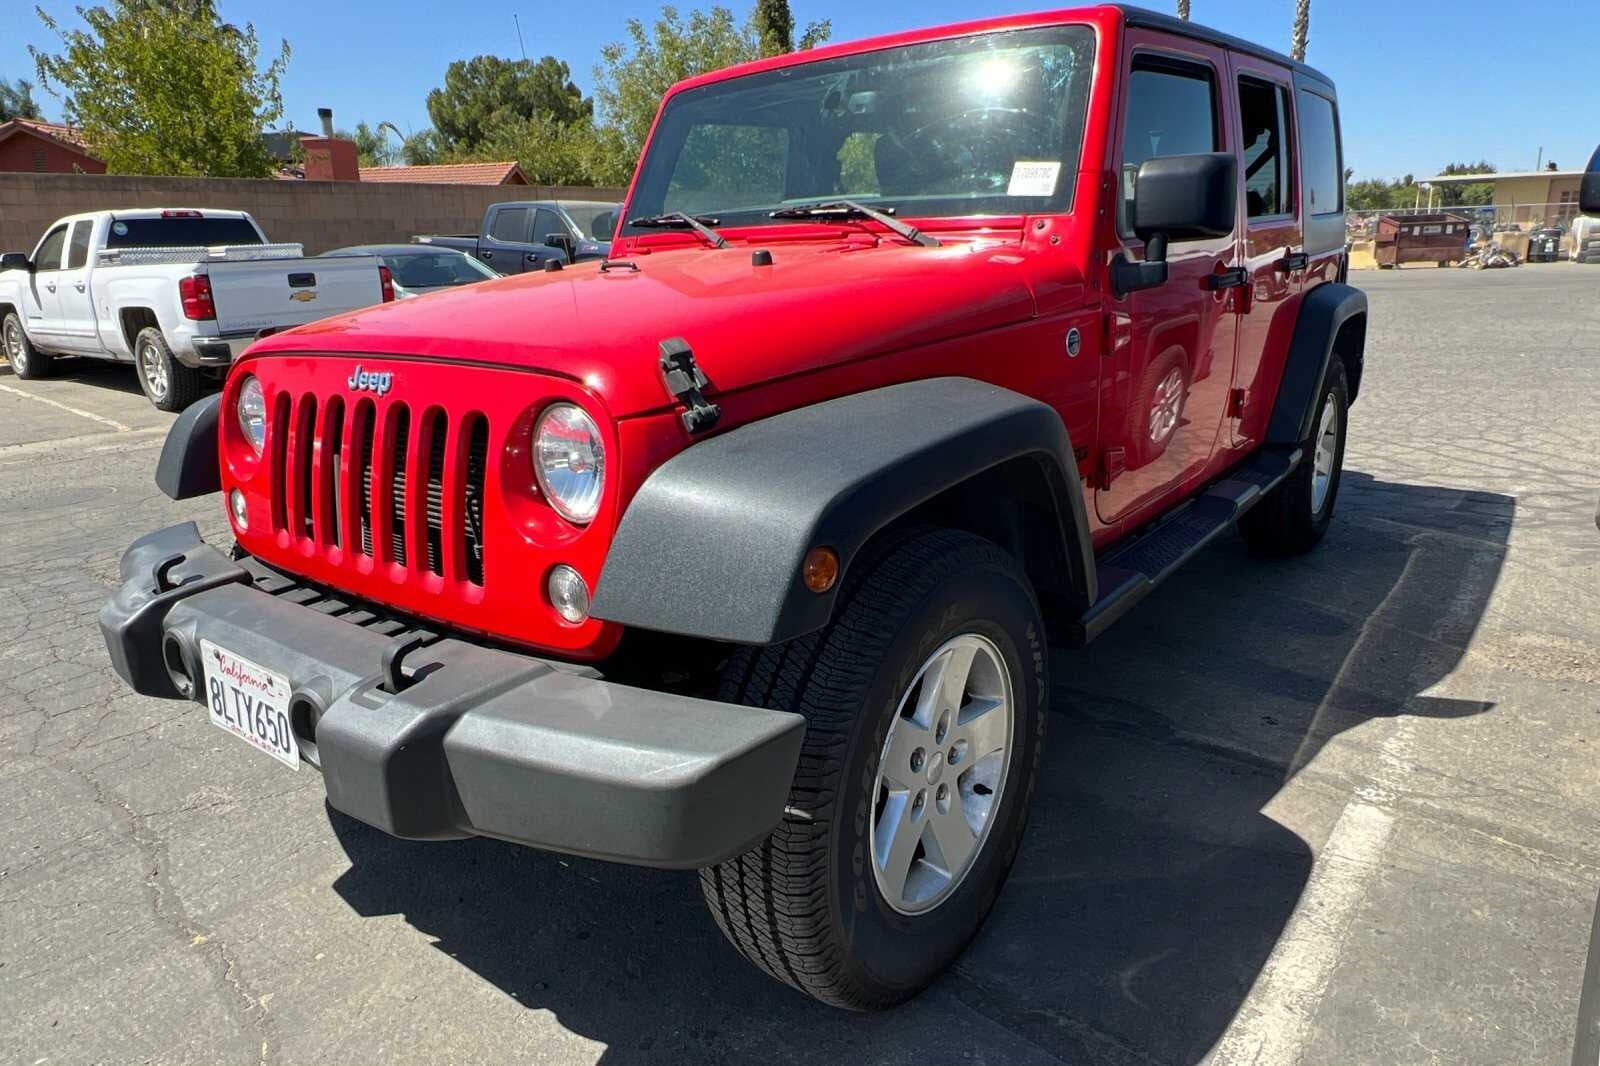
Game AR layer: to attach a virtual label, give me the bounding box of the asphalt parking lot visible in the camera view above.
[3,264,1598,1065]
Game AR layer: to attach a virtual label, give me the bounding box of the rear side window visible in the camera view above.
[488,207,532,242]
[34,225,67,270]
[103,217,263,248]
[1238,77,1294,218]
[66,220,93,269]
[1297,89,1342,215]
[1121,57,1220,232]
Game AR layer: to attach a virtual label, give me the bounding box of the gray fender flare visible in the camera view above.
[1266,281,1367,444]
[155,392,221,500]
[590,377,1094,645]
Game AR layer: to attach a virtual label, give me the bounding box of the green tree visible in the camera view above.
[0,77,42,121]
[464,112,630,185]
[425,55,590,152]
[1436,160,1496,207]
[339,121,397,167]
[401,128,446,166]
[30,1,289,177]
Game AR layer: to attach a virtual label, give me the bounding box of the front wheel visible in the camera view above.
[134,326,202,412]
[1239,357,1348,555]
[701,530,1048,1009]
[3,311,51,379]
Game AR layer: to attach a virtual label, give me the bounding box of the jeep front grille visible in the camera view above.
[270,391,488,587]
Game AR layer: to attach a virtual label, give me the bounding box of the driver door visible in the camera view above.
[1095,38,1242,526]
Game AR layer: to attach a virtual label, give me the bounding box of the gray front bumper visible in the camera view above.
[99,523,805,868]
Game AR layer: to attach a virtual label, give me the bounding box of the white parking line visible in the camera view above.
[0,425,166,462]
[0,380,132,433]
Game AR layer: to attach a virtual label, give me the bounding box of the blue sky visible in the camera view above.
[5,0,1594,180]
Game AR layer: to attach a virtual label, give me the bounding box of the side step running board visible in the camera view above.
[1072,446,1302,644]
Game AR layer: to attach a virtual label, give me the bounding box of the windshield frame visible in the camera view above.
[622,22,1098,238]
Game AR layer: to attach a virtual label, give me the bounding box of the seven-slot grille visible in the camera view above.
[269,390,489,586]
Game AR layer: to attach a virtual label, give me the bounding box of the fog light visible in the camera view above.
[229,488,248,528]
[548,565,590,624]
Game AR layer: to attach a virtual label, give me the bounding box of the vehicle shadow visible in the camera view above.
[328,472,1512,1065]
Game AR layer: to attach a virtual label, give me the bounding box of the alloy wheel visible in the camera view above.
[139,341,168,401]
[1311,398,1340,514]
[4,318,26,374]
[1149,366,1184,443]
[871,633,1014,915]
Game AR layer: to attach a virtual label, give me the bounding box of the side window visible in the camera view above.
[1238,77,1294,218]
[532,208,566,245]
[488,206,532,243]
[34,225,68,271]
[1121,56,1220,232]
[1297,89,1342,215]
[66,221,93,269]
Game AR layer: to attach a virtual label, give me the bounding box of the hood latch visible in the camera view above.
[658,337,722,433]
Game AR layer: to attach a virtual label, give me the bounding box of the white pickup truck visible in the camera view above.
[0,208,390,411]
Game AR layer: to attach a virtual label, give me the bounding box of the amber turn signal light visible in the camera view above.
[802,546,839,593]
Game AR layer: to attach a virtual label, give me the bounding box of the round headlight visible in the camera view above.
[236,375,266,454]
[533,403,605,524]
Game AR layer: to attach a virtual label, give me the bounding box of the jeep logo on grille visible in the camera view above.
[346,366,393,396]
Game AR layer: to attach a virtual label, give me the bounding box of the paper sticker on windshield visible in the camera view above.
[1007,161,1060,197]
[111,221,128,236]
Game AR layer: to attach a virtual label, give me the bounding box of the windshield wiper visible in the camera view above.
[768,200,939,247]
[625,212,729,249]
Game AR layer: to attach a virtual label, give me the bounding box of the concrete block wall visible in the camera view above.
[0,173,627,255]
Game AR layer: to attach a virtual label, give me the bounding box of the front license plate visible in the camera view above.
[200,639,299,770]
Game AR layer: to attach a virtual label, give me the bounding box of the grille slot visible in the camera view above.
[464,416,488,586]
[424,412,447,577]
[321,399,344,549]
[356,402,376,556]
[269,392,291,531]
[295,396,318,540]
[388,407,410,566]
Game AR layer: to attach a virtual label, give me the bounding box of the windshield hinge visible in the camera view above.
[658,337,722,433]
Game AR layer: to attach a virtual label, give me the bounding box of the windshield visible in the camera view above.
[105,216,263,248]
[384,251,498,288]
[624,25,1095,233]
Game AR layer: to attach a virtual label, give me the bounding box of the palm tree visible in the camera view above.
[1177,0,1190,19]
[1290,0,1310,61]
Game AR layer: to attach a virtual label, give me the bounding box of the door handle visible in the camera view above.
[74,282,86,292]
[526,252,540,261]
[45,283,57,293]
[481,251,494,259]
[1276,251,1309,272]
[1205,267,1249,290]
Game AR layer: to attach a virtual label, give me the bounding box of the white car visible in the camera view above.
[0,209,390,410]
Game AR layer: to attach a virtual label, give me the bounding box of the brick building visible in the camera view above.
[0,118,106,174]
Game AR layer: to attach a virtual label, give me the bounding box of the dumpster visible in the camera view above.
[1374,212,1472,268]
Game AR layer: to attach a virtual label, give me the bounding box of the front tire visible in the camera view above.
[134,326,201,412]
[701,530,1048,1009]
[3,311,51,379]
[1239,357,1348,556]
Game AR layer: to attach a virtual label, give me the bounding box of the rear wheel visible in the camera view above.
[701,530,1048,1009]
[134,326,201,412]
[1239,357,1348,556]
[3,311,51,379]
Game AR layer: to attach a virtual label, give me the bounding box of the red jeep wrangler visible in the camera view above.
[102,5,1365,1009]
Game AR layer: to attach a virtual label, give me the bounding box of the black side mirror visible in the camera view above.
[1113,152,1238,297]
[0,252,31,272]
[545,233,576,263]
[1581,144,1600,215]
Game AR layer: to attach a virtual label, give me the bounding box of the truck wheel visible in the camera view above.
[3,311,51,379]
[134,326,201,412]
[1239,357,1348,556]
[1128,347,1187,467]
[701,530,1048,1009]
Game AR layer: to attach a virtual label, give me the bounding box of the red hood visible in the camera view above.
[248,236,1045,417]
